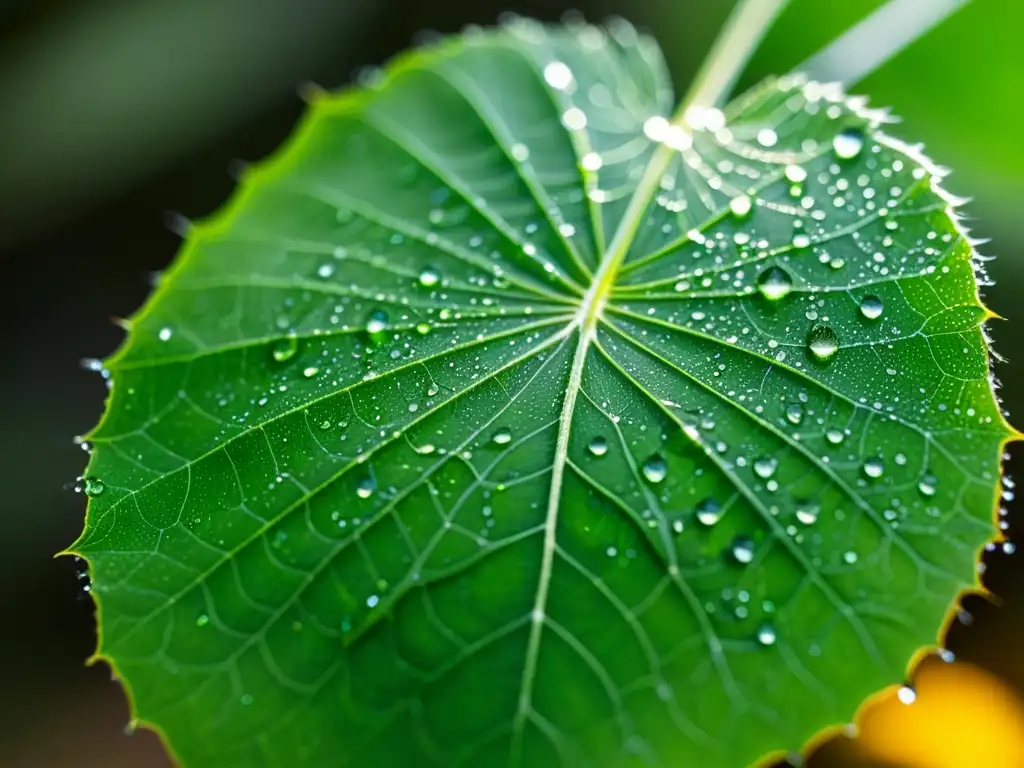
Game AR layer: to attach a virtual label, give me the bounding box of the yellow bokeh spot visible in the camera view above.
[857,657,1024,768]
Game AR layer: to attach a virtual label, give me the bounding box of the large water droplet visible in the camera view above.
[918,474,938,497]
[756,624,777,646]
[356,477,375,499]
[729,194,752,218]
[418,267,440,287]
[863,457,885,479]
[731,536,755,564]
[756,266,793,301]
[588,436,608,457]
[825,428,845,445]
[833,128,865,160]
[753,456,777,479]
[859,295,884,320]
[642,455,667,484]
[492,427,512,446]
[366,310,388,343]
[785,403,804,425]
[795,501,819,525]
[807,325,839,360]
[83,476,105,497]
[696,498,722,526]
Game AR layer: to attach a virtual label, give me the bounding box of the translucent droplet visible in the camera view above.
[588,436,608,457]
[543,60,573,90]
[418,268,440,287]
[784,164,807,184]
[416,322,431,335]
[695,498,722,526]
[356,477,375,499]
[833,128,865,160]
[918,474,938,497]
[795,501,819,525]
[825,428,845,445]
[785,403,804,425]
[756,266,793,301]
[843,550,859,564]
[753,456,777,479]
[272,333,299,362]
[83,476,105,497]
[196,614,210,627]
[642,455,667,484]
[302,366,319,378]
[756,624,777,646]
[492,427,512,446]
[859,295,883,320]
[731,536,755,564]
[366,310,388,343]
[729,194,752,218]
[158,327,173,341]
[863,457,885,479]
[897,685,917,705]
[791,232,811,249]
[807,325,839,360]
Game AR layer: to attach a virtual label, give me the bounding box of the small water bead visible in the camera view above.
[756,624,777,646]
[511,143,530,162]
[807,325,839,360]
[756,266,793,301]
[588,436,609,457]
[795,501,819,525]
[863,457,885,479]
[791,232,811,249]
[581,152,603,171]
[1004,541,1017,555]
[843,550,859,564]
[784,164,807,184]
[731,536,755,564]
[753,456,777,479]
[543,60,574,90]
[918,474,938,497]
[729,194,752,218]
[785,403,804,425]
[492,427,512,446]
[158,327,173,341]
[897,686,917,705]
[833,128,865,160]
[416,322,431,335]
[302,366,319,378]
[366,310,388,343]
[272,333,299,362]
[825,428,845,445]
[317,263,335,279]
[356,477,375,499]
[695,498,722,526]
[418,268,440,287]
[859,295,884,320]
[82,476,105,497]
[196,614,210,628]
[642,455,668,484]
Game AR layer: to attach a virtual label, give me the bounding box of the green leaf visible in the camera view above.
[70,17,1016,768]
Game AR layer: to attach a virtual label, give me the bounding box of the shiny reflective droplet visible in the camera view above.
[158,327,173,341]
[859,295,884,320]
[366,310,388,343]
[196,614,209,627]
[756,266,793,301]
[795,501,819,525]
[785,403,804,425]
[588,436,608,457]
[731,536,755,564]
[918,474,938,497]
[543,60,573,90]
[897,685,917,705]
[791,232,811,249]
[642,455,667,484]
[581,152,603,171]
[416,322,431,335]
[302,366,319,378]
[753,456,777,479]
[843,550,859,564]
[833,128,865,160]
[825,428,845,445]
[492,427,512,445]
[784,164,807,184]
[756,624,777,646]
[83,476,105,497]
[807,325,839,360]
[863,457,885,479]
[356,477,375,499]
[418,268,440,287]
[729,194,752,218]
[272,333,299,362]
[696,498,722,526]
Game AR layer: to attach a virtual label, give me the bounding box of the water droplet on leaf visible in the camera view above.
[807,325,839,360]
[757,266,793,301]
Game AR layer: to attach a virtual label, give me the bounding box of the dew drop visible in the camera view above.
[196,614,210,627]
[82,476,105,497]
[859,295,884,320]
[843,550,859,564]
[366,310,388,343]
[784,164,807,184]
[642,455,667,484]
[695,498,722,526]
[418,268,440,287]
[492,427,512,446]
[756,266,793,301]
[356,477,375,499]
[756,624,777,646]
[543,60,574,90]
[588,436,609,457]
[729,194,752,218]
[897,685,917,705]
[731,536,755,564]
[795,501,819,525]
[918,474,938,497]
[825,428,845,445]
[158,327,173,342]
[785,403,804,425]
[833,128,865,160]
[302,366,320,378]
[791,232,811,249]
[807,325,839,360]
[753,456,777,479]
[863,457,885,479]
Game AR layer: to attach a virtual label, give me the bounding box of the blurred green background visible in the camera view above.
[1,0,1021,765]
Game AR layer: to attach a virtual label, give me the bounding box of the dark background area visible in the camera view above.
[1,1,1022,766]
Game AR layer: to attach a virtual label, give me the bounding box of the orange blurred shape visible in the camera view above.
[856,657,1024,768]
